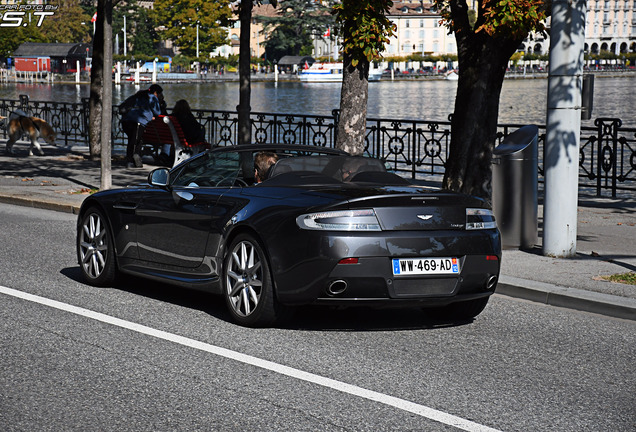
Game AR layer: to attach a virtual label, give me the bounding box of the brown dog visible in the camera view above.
[2,112,56,156]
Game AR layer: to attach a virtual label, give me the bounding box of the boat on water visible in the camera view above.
[125,75,151,82]
[444,71,459,81]
[299,62,383,82]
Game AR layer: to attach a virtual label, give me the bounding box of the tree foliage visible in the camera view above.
[0,0,91,59]
[0,24,44,60]
[39,0,93,44]
[332,0,395,67]
[259,0,334,62]
[130,7,158,55]
[152,0,232,58]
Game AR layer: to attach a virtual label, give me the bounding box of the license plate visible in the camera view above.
[392,257,460,276]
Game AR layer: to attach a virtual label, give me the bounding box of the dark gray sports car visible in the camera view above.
[77,144,501,326]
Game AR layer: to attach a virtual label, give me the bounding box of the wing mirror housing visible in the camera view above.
[148,168,170,188]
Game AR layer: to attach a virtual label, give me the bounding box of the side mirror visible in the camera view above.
[148,168,170,187]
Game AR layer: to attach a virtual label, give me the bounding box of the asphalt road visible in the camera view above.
[1,203,634,432]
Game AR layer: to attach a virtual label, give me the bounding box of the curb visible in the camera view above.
[497,275,636,321]
[0,194,81,215]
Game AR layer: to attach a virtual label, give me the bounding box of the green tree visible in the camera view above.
[39,0,92,43]
[258,0,333,62]
[333,0,395,155]
[0,1,90,59]
[0,24,44,60]
[437,0,550,200]
[153,0,232,58]
[108,1,159,57]
[131,7,157,55]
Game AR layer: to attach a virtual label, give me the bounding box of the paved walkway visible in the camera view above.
[1,143,635,320]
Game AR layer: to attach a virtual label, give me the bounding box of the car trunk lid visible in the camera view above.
[339,190,485,231]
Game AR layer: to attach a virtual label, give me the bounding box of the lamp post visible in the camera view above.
[123,15,127,57]
[274,59,278,82]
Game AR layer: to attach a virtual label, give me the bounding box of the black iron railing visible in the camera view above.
[0,95,91,147]
[1,95,634,198]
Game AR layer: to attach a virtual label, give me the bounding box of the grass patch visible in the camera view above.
[602,272,636,285]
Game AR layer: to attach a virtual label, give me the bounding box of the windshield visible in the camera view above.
[169,149,392,188]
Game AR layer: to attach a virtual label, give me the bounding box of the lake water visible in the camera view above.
[1,75,634,128]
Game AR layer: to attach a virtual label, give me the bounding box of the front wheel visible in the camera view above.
[223,234,282,327]
[77,207,118,286]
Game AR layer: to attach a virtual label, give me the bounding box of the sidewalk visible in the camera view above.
[1,143,635,321]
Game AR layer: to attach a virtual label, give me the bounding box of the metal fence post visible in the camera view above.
[332,109,340,145]
[19,94,29,112]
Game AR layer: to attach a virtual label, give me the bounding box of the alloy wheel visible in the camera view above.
[79,211,109,281]
[225,239,263,317]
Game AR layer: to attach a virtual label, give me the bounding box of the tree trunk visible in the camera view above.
[238,0,252,146]
[88,0,105,160]
[335,53,369,155]
[442,34,521,201]
[100,1,113,190]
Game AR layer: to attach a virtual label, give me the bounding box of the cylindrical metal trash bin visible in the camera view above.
[492,125,538,249]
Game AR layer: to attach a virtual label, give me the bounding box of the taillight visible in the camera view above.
[296,209,381,231]
[466,208,497,230]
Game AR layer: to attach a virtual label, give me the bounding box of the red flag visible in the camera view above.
[304,61,309,70]
[323,27,330,37]
[91,12,97,23]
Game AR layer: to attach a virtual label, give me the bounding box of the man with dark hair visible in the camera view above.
[254,151,279,183]
[120,85,164,168]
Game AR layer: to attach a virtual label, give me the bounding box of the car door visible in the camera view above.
[135,152,243,268]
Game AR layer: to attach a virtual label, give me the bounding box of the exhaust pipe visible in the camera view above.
[327,280,348,296]
[486,275,498,291]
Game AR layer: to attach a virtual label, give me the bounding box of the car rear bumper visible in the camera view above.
[277,255,499,306]
[272,230,501,306]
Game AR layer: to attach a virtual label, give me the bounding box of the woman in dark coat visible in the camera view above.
[172,99,206,143]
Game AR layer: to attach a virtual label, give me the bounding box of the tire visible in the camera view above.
[427,297,490,322]
[77,207,118,287]
[223,234,281,327]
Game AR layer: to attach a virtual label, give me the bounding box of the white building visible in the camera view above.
[385,2,456,57]
[208,0,636,61]
[585,0,636,54]
[520,0,636,56]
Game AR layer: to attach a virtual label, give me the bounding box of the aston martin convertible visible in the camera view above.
[77,144,501,326]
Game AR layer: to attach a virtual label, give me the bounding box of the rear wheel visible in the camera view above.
[77,207,117,286]
[223,234,281,327]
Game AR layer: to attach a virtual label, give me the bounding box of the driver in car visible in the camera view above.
[341,157,368,182]
[254,151,279,183]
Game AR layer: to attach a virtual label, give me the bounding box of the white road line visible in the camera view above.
[0,285,502,432]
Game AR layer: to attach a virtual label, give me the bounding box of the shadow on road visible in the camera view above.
[62,266,479,331]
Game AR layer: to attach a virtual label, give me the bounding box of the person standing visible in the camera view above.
[120,84,164,168]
